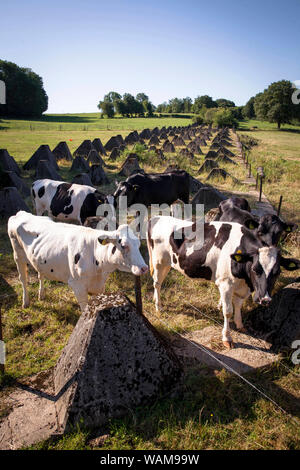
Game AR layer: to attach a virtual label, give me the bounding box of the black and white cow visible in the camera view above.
[147,216,300,348]
[31,179,115,225]
[218,197,297,246]
[8,211,148,312]
[113,170,190,208]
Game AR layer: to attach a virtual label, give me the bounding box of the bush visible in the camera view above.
[192,115,203,125]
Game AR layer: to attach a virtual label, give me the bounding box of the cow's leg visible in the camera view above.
[232,295,246,331]
[10,238,30,307]
[68,279,88,312]
[153,264,170,311]
[217,280,234,348]
[38,272,45,300]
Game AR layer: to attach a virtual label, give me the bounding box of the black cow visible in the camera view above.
[218,197,297,246]
[113,170,190,208]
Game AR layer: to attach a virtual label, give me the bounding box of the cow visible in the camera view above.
[113,170,190,209]
[31,179,115,225]
[218,197,297,246]
[219,196,251,215]
[8,211,148,312]
[147,216,300,348]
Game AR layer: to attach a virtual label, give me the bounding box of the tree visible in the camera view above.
[97,100,115,118]
[183,97,192,113]
[143,100,154,116]
[215,98,235,108]
[136,93,149,103]
[115,98,128,117]
[242,96,256,119]
[213,108,239,128]
[254,80,300,129]
[103,91,121,104]
[0,60,48,117]
[193,95,216,113]
[168,98,184,113]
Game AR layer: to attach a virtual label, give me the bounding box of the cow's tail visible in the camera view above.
[146,220,154,277]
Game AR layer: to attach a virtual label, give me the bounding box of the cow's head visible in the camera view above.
[231,246,300,305]
[97,224,148,276]
[113,181,140,207]
[256,214,298,246]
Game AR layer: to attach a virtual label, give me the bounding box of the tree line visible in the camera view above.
[0,60,48,117]
[98,92,154,118]
[1,58,299,129]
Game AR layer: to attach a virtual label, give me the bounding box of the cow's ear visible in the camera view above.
[245,219,259,230]
[133,185,140,192]
[230,251,252,263]
[285,223,298,233]
[280,257,300,271]
[98,235,117,246]
[114,180,119,187]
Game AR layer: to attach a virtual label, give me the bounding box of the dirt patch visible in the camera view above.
[172,325,280,374]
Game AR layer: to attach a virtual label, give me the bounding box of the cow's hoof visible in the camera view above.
[223,340,234,349]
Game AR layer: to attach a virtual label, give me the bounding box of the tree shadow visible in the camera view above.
[279,128,300,134]
[33,114,96,124]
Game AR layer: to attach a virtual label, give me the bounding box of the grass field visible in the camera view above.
[0,115,299,450]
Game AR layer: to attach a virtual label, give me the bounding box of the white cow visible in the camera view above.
[8,211,148,311]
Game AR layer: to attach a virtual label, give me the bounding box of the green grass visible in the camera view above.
[237,119,300,225]
[0,114,300,450]
[0,113,193,165]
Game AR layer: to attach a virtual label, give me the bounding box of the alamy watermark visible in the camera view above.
[291,340,300,365]
[95,199,205,248]
[0,80,6,105]
[292,80,300,105]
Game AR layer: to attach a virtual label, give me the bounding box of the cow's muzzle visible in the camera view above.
[132,265,149,276]
[259,295,272,306]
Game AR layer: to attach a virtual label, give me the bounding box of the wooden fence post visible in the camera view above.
[277,196,283,217]
[259,175,263,202]
[134,276,143,316]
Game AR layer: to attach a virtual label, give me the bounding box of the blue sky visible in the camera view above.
[1,0,299,113]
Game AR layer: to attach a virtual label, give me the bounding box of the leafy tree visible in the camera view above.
[215,98,235,108]
[242,96,256,119]
[136,93,149,103]
[0,60,48,117]
[193,95,216,113]
[213,108,239,128]
[103,91,121,104]
[168,98,184,113]
[97,100,115,118]
[254,80,300,129]
[143,100,154,116]
[183,97,193,113]
[115,98,128,117]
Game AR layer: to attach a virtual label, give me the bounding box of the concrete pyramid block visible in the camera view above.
[54,293,181,430]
